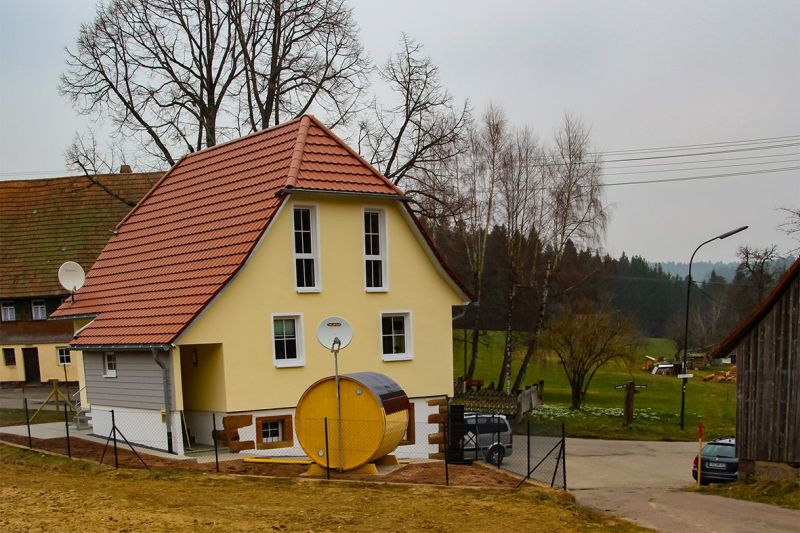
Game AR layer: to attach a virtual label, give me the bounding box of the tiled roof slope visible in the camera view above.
[51,115,403,347]
[0,172,161,298]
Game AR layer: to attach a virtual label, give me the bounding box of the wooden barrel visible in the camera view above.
[295,372,409,470]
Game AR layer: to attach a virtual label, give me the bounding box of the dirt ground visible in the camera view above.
[0,443,645,532]
[0,433,520,487]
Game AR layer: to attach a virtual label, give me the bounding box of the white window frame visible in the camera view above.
[363,207,389,292]
[260,420,283,443]
[1,302,15,322]
[379,311,413,361]
[292,204,321,292]
[31,300,47,321]
[103,352,117,378]
[271,313,305,368]
[57,347,72,366]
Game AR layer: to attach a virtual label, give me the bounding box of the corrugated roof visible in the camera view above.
[51,115,421,347]
[0,172,161,298]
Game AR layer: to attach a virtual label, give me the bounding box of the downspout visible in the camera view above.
[151,348,174,454]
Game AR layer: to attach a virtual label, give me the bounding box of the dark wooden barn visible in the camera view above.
[708,257,800,479]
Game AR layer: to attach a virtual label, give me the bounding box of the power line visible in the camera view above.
[603,151,800,170]
[601,142,800,163]
[595,134,800,156]
[601,158,800,177]
[602,165,800,187]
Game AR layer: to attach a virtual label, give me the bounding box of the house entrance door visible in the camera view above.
[22,348,41,384]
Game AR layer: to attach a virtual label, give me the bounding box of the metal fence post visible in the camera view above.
[444,402,449,486]
[495,414,500,469]
[63,402,72,458]
[111,409,119,469]
[526,418,531,478]
[212,412,220,473]
[561,423,567,490]
[23,398,32,448]
[324,417,330,480]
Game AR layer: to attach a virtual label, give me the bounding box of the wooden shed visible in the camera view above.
[708,257,800,479]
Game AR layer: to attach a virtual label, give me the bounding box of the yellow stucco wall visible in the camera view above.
[177,194,463,412]
[0,343,81,383]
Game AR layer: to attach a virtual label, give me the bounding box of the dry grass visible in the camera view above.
[698,478,800,511]
[0,443,646,532]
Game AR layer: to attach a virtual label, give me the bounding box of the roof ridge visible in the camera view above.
[305,115,404,196]
[285,115,313,189]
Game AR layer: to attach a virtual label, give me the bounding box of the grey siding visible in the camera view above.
[83,351,173,410]
[737,275,800,464]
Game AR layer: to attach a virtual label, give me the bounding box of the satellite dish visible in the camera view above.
[316,316,353,350]
[58,261,86,292]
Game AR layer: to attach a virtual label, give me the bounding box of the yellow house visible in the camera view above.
[52,116,470,456]
[0,172,159,389]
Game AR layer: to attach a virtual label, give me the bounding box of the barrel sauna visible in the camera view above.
[295,372,410,470]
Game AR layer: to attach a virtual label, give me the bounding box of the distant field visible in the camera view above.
[453,331,736,441]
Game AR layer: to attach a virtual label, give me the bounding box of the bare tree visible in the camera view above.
[496,128,543,392]
[60,0,368,167]
[455,105,504,380]
[511,114,607,392]
[779,206,800,253]
[735,245,778,305]
[541,299,640,410]
[65,132,146,207]
[358,34,469,196]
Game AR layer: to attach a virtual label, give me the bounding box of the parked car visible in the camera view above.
[462,413,513,465]
[692,437,738,484]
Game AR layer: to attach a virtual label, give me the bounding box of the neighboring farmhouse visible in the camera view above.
[0,172,159,387]
[51,115,470,456]
[708,257,800,480]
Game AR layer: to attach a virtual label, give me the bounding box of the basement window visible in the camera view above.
[103,352,117,378]
[3,348,15,366]
[255,415,294,449]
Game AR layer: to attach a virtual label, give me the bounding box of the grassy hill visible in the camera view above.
[453,331,736,441]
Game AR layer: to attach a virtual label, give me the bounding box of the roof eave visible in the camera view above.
[69,343,173,352]
[276,187,407,200]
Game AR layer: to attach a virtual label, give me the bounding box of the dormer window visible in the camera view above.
[364,209,387,291]
[32,300,47,321]
[293,206,320,291]
[1,302,15,322]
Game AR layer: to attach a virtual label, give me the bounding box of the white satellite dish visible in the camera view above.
[58,261,86,292]
[316,316,353,350]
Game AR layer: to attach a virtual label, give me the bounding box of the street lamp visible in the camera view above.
[680,225,748,430]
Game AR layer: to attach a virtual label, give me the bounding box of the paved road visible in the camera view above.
[504,436,800,532]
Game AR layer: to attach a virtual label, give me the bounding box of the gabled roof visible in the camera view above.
[51,115,465,348]
[0,172,161,298]
[708,256,800,359]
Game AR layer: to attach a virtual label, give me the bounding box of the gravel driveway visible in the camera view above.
[504,436,800,532]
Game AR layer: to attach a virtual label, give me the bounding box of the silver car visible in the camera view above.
[462,413,513,465]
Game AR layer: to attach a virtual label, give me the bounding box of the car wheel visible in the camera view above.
[485,444,505,466]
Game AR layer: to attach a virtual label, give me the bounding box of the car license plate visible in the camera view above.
[707,462,726,469]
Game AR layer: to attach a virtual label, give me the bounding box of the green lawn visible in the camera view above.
[0,408,70,427]
[453,330,736,441]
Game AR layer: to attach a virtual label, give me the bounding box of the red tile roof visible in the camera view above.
[51,115,454,348]
[0,172,161,298]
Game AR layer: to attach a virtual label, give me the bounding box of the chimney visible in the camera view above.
[119,164,132,174]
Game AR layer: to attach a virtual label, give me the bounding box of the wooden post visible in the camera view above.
[624,382,635,427]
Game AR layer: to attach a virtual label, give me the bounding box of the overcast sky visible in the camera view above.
[1,0,798,262]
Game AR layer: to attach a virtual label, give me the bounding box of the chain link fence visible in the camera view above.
[0,400,566,489]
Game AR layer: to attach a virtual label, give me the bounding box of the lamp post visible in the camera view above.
[680,225,748,430]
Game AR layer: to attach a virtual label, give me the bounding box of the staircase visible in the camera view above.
[71,387,91,430]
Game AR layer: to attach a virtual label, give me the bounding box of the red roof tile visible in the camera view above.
[51,115,417,347]
[0,172,161,298]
